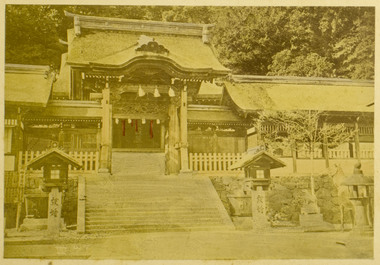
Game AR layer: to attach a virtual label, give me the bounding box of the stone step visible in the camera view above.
[86,205,219,211]
[85,186,207,192]
[85,197,215,203]
[86,220,227,229]
[86,217,225,225]
[86,182,206,187]
[85,189,209,195]
[86,213,223,220]
[84,160,234,233]
[85,224,234,233]
[85,209,222,215]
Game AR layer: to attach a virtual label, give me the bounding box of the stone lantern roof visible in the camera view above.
[342,162,373,186]
[27,148,82,170]
[230,150,286,170]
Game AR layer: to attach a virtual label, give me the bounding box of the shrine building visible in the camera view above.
[4,13,374,231]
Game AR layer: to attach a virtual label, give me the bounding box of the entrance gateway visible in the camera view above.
[62,12,230,174]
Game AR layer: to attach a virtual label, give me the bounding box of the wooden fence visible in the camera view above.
[189,153,243,172]
[361,150,374,159]
[189,149,373,173]
[18,150,99,172]
[298,149,373,159]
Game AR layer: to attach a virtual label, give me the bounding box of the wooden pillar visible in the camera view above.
[14,107,23,172]
[354,118,361,162]
[99,80,111,173]
[180,84,190,173]
[322,122,330,168]
[160,123,166,150]
[167,102,180,174]
[96,123,101,151]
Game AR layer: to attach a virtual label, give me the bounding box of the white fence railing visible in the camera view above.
[189,153,243,172]
[360,150,374,159]
[298,149,373,159]
[18,150,99,172]
[189,149,374,173]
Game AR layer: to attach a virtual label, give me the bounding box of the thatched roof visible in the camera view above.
[225,76,374,113]
[5,64,54,107]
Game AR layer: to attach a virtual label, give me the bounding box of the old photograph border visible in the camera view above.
[1,0,379,264]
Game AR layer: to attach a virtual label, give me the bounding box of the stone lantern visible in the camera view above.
[230,150,286,229]
[342,163,374,228]
[27,148,82,235]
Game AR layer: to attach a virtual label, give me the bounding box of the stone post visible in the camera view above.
[251,171,269,229]
[77,176,86,233]
[48,187,62,236]
[351,199,370,228]
[180,84,190,173]
[251,188,268,228]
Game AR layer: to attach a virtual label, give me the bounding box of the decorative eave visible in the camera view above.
[70,56,229,81]
[64,11,214,43]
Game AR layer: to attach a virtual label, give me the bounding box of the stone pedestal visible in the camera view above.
[48,187,62,236]
[227,195,251,217]
[251,189,269,229]
[351,200,370,228]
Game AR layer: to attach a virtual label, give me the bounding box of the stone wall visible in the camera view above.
[268,175,352,224]
[211,174,354,225]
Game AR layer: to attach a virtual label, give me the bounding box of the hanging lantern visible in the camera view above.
[138,85,146,97]
[168,86,175,97]
[142,119,146,124]
[128,119,132,124]
[156,119,160,124]
[115,118,119,124]
[153,86,161,97]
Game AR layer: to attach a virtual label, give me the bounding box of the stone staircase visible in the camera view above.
[111,151,165,175]
[83,152,234,233]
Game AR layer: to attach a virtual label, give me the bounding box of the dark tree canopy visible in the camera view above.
[5,5,375,79]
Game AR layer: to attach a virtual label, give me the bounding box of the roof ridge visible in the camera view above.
[65,11,213,41]
[231,75,374,86]
[65,11,214,28]
[5,64,50,74]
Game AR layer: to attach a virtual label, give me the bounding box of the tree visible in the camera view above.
[5,6,375,79]
[256,110,354,194]
[333,8,375,79]
[268,51,334,77]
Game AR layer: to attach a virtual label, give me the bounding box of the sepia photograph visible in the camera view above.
[2,3,376,262]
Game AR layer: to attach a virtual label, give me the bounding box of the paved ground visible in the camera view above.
[3,229,373,260]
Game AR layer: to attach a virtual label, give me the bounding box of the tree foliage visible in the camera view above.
[256,110,354,159]
[5,5,375,79]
